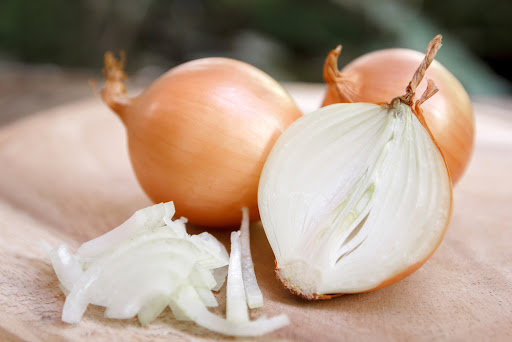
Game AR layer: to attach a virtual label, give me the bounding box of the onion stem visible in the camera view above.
[101,51,130,115]
[399,34,443,106]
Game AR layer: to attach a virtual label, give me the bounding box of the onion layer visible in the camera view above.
[101,54,302,228]
[322,41,474,184]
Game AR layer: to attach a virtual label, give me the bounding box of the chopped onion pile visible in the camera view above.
[46,202,288,336]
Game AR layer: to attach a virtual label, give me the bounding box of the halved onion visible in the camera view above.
[258,101,452,298]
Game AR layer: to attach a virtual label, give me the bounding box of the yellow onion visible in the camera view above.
[101,54,302,228]
[322,42,474,184]
[259,35,453,299]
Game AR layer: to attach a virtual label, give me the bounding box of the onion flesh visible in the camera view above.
[48,202,228,324]
[226,231,249,323]
[239,207,264,309]
[176,286,290,337]
[47,202,288,336]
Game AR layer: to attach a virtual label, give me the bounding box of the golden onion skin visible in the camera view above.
[103,56,302,228]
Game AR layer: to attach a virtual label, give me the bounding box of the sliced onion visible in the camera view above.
[78,202,176,258]
[48,202,228,324]
[48,201,289,336]
[48,244,83,292]
[211,266,228,292]
[137,294,172,326]
[239,207,264,309]
[226,231,249,323]
[176,286,290,337]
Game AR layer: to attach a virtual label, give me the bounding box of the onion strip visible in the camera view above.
[226,231,249,322]
[239,207,264,308]
[47,201,289,336]
[176,286,290,337]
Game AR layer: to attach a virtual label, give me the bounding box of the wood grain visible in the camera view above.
[0,85,511,341]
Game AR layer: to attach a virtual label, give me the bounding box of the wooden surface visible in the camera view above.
[0,84,511,341]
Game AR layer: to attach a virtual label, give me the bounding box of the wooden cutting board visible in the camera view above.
[0,84,511,342]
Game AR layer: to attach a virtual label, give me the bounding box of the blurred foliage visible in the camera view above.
[0,0,511,94]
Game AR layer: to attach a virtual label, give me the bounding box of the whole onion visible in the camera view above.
[101,53,302,228]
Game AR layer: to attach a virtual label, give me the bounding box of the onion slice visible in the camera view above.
[47,201,289,336]
[78,202,176,258]
[48,202,228,324]
[176,286,290,337]
[239,207,264,308]
[226,231,249,322]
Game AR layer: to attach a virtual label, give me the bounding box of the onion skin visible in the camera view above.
[323,47,475,184]
[102,55,302,228]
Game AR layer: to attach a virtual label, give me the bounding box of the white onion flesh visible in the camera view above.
[48,202,227,324]
[258,102,452,296]
[176,286,290,337]
[239,207,264,309]
[78,202,176,258]
[47,201,289,336]
[226,231,249,322]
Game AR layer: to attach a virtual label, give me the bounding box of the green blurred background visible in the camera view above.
[1,0,511,123]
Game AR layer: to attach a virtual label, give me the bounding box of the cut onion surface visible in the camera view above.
[258,101,452,299]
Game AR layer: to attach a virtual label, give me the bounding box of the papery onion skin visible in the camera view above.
[323,47,474,184]
[102,55,302,228]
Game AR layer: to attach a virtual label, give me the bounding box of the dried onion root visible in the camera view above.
[46,202,288,336]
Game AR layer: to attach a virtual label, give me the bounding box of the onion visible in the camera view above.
[239,207,264,308]
[322,38,474,184]
[101,54,302,228]
[46,202,289,336]
[259,36,453,299]
[226,230,249,323]
[48,202,230,324]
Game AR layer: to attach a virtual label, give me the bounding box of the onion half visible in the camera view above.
[259,101,452,298]
[258,36,453,299]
